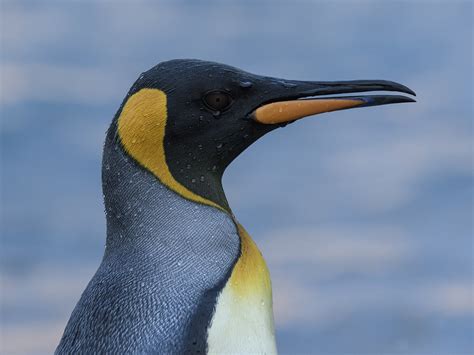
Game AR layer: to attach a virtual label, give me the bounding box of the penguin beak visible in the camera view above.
[251,80,416,125]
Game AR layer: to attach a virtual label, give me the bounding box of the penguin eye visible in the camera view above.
[203,91,233,112]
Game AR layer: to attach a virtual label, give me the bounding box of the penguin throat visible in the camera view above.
[163,154,231,213]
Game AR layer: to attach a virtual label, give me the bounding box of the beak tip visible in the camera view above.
[402,96,417,103]
[361,95,416,106]
[389,81,416,97]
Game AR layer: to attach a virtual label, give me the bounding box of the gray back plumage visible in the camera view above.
[56,123,240,354]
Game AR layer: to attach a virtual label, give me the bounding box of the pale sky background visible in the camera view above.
[1,1,473,354]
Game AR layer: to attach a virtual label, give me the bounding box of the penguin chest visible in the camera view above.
[206,224,277,354]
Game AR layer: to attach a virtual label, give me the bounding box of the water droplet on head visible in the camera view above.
[216,143,223,150]
[239,81,253,88]
[278,80,297,88]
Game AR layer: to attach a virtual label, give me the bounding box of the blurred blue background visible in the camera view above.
[1,1,472,354]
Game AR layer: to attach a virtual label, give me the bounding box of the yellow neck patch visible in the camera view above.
[206,223,276,354]
[117,88,224,212]
[228,223,272,298]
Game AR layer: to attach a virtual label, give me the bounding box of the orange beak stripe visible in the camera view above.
[253,98,365,125]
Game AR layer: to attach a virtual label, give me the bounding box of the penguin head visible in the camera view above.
[113,59,415,212]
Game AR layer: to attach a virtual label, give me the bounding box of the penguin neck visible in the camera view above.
[169,160,232,213]
[102,136,233,249]
[199,172,231,213]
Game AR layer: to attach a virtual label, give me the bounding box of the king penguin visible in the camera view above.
[56,59,415,354]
